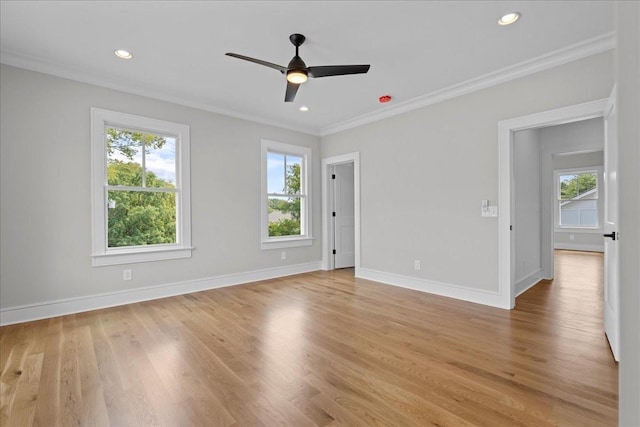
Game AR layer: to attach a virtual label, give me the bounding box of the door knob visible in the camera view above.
[603,231,616,240]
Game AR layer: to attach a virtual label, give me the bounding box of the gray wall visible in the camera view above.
[553,150,603,170]
[321,51,613,295]
[538,118,605,252]
[0,64,322,310]
[616,1,640,424]
[513,128,542,295]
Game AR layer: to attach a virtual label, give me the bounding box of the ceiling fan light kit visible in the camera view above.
[286,70,308,84]
[226,33,370,102]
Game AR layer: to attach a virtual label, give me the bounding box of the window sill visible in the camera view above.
[261,237,313,250]
[92,246,193,266]
[554,227,602,234]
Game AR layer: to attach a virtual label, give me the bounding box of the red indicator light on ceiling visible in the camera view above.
[378,95,392,103]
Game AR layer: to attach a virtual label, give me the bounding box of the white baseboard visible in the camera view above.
[357,268,508,309]
[0,261,322,326]
[515,269,544,297]
[554,242,604,252]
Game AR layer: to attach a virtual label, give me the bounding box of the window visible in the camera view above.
[261,139,312,249]
[91,108,192,266]
[555,168,600,229]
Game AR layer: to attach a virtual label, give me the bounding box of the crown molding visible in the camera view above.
[320,32,615,136]
[1,32,613,139]
[0,49,321,137]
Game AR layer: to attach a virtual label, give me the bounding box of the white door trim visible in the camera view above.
[321,152,360,272]
[498,98,608,309]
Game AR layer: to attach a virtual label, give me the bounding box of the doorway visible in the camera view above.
[512,119,604,298]
[332,162,355,268]
[321,152,361,272]
[498,96,619,361]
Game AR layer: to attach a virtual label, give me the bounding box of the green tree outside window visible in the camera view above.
[268,162,302,237]
[560,173,597,200]
[106,129,177,247]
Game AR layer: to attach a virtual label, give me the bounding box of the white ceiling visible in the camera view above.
[0,1,614,135]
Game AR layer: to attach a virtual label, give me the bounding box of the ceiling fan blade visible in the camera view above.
[225,53,286,73]
[307,64,370,78]
[285,81,300,102]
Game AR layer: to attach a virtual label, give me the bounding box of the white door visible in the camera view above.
[603,87,620,361]
[333,163,355,268]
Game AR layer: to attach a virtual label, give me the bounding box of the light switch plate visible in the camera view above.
[481,206,498,217]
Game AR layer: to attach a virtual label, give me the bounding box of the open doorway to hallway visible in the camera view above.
[500,95,619,360]
[511,115,617,362]
[512,117,605,299]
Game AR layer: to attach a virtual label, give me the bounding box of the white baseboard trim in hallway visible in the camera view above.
[554,243,604,252]
[515,269,545,297]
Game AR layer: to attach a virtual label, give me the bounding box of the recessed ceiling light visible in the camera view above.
[299,106,309,112]
[498,12,520,26]
[114,49,133,59]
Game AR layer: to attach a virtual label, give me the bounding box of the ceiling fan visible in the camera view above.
[226,33,370,102]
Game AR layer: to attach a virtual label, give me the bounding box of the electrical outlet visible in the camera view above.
[123,269,132,281]
[569,234,575,241]
[414,260,421,270]
[281,251,287,260]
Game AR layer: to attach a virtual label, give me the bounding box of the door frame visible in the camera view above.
[498,98,608,308]
[321,152,360,272]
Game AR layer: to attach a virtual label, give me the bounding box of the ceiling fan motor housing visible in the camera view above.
[289,33,306,47]
[287,55,308,82]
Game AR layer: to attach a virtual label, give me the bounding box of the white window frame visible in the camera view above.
[554,167,603,232]
[91,108,192,266]
[261,139,313,250]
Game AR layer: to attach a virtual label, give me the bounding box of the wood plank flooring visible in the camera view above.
[1,250,617,426]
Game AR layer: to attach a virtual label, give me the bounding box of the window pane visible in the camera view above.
[106,127,174,188]
[107,128,143,186]
[267,152,285,193]
[560,208,579,226]
[268,196,301,237]
[580,209,598,226]
[560,199,597,227]
[107,190,176,247]
[146,137,176,187]
[559,173,597,200]
[577,172,597,199]
[559,174,577,199]
[285,155,302,195]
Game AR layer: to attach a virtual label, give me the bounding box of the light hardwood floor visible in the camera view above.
[0,250,617,426]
